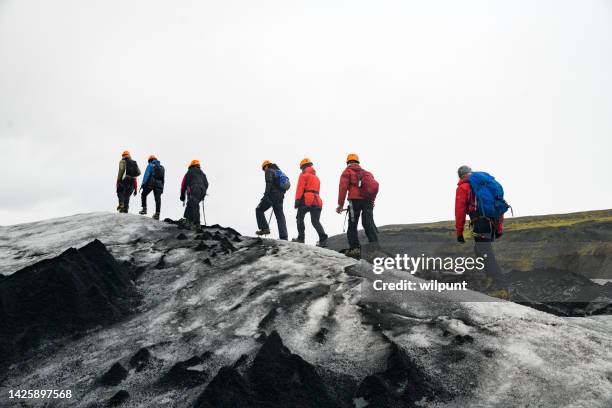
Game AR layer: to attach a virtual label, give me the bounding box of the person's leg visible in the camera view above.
[185,195,198,225]
[193,196,202,226]
[347,202,362,249]
[309,207,328,242]
[256,198,272,230]
[473,217,503,284]
[273,198,288,240]
[116,183,124,210]
[153,189,162,214]
[295,207,307,241]
[123,179,134,212]
[360,202,379,243]
[140,187,151,213]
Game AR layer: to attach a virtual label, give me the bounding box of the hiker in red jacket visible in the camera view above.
[455,165,504,243]
[455,165,506,288]
[292,158,328,247]
[336,153,378,256]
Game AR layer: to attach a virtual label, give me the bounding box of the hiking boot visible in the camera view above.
[139,208,147,215]
[192,224,202,232]
[255,229,271,236]
[291,237,305,243]
[316,238,328,248]
[487,288,510,300]
[117,204,124,212]
[343,248,361,259]
[152,213,160,220]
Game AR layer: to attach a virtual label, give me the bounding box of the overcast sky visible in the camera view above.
[1,0,611,241]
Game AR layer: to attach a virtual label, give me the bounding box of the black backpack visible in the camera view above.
[125,159,140,177]
[152,164,165,181]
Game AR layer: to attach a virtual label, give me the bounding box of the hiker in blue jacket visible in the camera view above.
[139,155,165,220]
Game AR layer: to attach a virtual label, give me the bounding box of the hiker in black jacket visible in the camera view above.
[255,160,288,240]
[180,160,208,229]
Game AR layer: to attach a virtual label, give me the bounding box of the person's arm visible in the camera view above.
[496,214,504,237]
[117,160,126,182]
[455,185,469,237]
[142,164,152,187]
[180,174,188,201]
[264,168,273,196]
[295,173,305,208]
[337,169,350,208]
[202,172,209,191]
[295,173,305,200]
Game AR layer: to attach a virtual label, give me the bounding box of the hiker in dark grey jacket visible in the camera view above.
[255,160,288,240]
[180,160,208,229]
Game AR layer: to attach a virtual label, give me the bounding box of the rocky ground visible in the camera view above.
[1,213,611,407]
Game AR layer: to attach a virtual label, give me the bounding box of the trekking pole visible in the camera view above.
[201,199,207,226]
[268,209,274,227]
[342,208,349,232]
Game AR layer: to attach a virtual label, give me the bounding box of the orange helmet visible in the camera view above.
[148,155,157,162]
[122,150,130,157]
[189,159,200,167]
[261,160,271,170]
[300,158,312,168]
[346,153,360,163]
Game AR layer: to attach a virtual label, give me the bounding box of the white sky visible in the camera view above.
[1,0,611,241]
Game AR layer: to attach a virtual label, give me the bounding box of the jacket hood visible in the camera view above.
[151,160,160,165]
[303,166,316,175]
[346,163,362,171]
[457,175,471,186]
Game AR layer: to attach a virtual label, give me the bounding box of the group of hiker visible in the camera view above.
[116,150,510,269]
[116,151,207,227]
[253,154,380,254]
[115,151,380,254]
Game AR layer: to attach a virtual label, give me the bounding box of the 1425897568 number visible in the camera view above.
[8,389,72,399]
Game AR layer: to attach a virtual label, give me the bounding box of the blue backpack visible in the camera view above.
[275,169,291,191]
[468,172,510,219]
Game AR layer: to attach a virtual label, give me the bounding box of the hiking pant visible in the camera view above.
[141,187,162,214]
[118,177,135,211]
[347,200,378,249]
[472,217,504,282]
[256,194,288,240]
[184,188,205,226]
[296,206,327,242]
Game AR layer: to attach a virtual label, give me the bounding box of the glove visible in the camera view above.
[495,231,503,239]
[133,190,137,197]
[180,195,185,202]
[336,206,344,214]
[294,200,301,209]
[457,235,465,243]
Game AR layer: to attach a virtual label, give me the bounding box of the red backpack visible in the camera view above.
[356,169,379,202]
